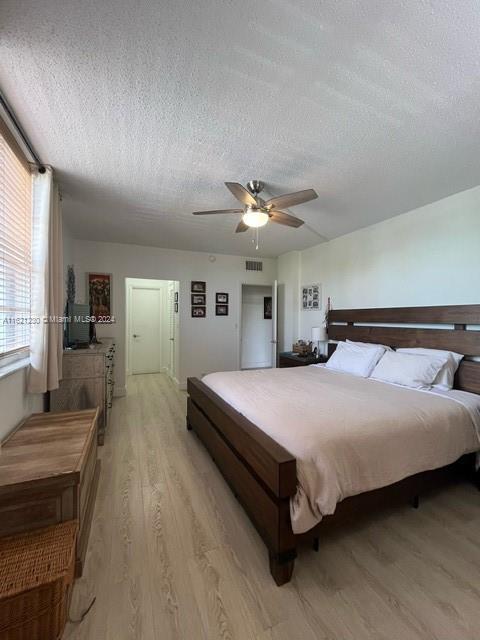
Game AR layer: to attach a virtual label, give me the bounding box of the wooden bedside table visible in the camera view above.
[279,352,328,368]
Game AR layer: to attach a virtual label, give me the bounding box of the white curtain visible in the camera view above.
[28,167,63,393]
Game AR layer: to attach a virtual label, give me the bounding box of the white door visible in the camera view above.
[271,279,278,367]
[130,287,161,374]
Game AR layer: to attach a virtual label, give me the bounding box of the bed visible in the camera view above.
[186,304,480,585]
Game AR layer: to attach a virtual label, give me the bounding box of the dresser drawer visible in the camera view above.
[62,353,105,379]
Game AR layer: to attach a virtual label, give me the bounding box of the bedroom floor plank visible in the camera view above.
[64,373,480,640]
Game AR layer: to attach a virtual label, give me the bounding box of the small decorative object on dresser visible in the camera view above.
[279,352,328,368]
[50,339,115,445]
[191,281,206,293]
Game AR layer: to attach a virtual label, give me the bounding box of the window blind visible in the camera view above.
[0,126,32,361]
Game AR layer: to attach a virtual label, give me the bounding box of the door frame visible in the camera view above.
[238,281,278,370]
[125,277,181,382]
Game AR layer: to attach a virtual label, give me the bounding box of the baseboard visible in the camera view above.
[113,385,127,397]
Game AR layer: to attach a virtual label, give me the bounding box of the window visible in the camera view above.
[0,120,32,365]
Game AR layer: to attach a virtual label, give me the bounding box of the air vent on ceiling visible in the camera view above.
[245,260,263,272]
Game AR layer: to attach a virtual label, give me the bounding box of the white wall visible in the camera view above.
[278,185,480,350]
[0,368,43,441]
[277,250,301,354]
[70,240,276,390]
[241,285,273,369]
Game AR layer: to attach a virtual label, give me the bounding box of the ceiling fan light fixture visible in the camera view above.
[242,208,269,228]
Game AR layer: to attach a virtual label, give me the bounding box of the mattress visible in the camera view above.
[202,365,480,534]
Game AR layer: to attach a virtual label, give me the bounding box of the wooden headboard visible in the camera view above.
[327,304,480,395]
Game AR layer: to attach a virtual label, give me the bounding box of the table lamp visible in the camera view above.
[311,326,327,356]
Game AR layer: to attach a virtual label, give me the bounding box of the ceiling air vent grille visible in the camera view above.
[245,260,263,272]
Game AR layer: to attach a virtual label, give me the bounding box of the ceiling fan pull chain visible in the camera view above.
[255,227,259,250]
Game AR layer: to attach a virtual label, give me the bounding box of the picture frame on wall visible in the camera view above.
[216,292,229,304]
[191,293,206,306]
[191,281,206,293]
[216,304,228,316]
[302,283,321,311]
[264,296,272,319]
[87,272,113,321]
[192,306,206,318]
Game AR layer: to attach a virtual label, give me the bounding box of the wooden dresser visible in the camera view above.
[0,409,100,577]
[50,339,115,445]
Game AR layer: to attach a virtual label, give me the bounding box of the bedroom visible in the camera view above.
[0,1,479,639]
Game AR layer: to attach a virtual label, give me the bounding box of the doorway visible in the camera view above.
[240,282,277,369]
[126,278,179,379]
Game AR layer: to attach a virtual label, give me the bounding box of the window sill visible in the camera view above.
[0,357,30,381]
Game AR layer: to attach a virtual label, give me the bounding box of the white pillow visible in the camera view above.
[347,339,393,351]
[326,341,385,378]
[370,351,448,389]
[396,348,463,390]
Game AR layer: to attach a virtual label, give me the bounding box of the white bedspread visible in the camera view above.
[202,366,480,534]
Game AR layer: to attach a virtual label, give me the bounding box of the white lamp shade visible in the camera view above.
[311,326,327,342]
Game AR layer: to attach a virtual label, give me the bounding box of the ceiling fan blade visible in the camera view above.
[235,220,249,233]
[269,210,304,228]
[266,188,318,210]
[225,182,257,206]
[193,208,243,215]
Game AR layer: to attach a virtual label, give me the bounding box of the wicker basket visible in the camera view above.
[0,521,77,640]
[292,342,312,357]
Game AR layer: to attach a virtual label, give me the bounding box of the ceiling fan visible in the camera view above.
[193,180,318,234]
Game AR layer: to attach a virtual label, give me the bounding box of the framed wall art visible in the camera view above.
[216,304,228,316]
[191,293,206,306]
[302,283,321,311]
[191,281,206,293]
[264,296,272,319]
[87,272,113,321]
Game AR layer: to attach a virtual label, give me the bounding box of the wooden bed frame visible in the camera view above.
[187,304,480,585]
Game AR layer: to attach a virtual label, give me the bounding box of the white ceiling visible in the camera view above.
[1,1,479,258]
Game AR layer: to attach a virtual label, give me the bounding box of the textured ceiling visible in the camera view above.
[1,0,479,258]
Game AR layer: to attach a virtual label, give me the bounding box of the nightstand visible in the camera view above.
[278,352,328,368]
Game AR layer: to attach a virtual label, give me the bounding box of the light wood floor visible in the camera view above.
[65,373,480,640]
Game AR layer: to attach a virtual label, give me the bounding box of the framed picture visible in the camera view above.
[302,283,321,311]
[264,296,272,319]
[191,293,206,306]
[216,292,229,304]
[192,306,206,318]
[216,304,228,316]
[174,302,178,313]
[174,291,178,302]
[87,272,112,321]
[191,281,206,293]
